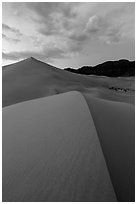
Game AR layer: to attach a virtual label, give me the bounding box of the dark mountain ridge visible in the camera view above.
[65,59,135,77]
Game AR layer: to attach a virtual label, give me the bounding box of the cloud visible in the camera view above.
[2,34,6,38]
[37,8,77,37]
[85,15,102,33]
[2,39,82,62]
[2,2,135,65]
[84,9,135,44]
[99,15,134,44]
[2,46,66,62]
[67,15,105,43]
[99,27,122,44]
[2,23,22,37]
[27,3,81,40]
[2,33,20,43]
[68,31,88,42]
[27,2,78,20]
[31,3,135,45]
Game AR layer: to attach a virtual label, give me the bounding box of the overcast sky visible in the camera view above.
[2,2,135,68]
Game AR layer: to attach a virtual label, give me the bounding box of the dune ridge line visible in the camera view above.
[3,91,116,201]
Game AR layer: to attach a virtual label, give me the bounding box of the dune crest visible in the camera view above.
[3,91,116,202]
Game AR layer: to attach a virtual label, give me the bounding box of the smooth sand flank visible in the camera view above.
[84,94,135,201]
[2,91,116,202]
[3,58,134,107]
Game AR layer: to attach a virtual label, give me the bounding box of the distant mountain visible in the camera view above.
[65,60,135,77]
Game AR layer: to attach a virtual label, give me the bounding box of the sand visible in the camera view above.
[2,91,116,202]
[84,94,135,201]
[2,58,134,202]
[3,57,135,107]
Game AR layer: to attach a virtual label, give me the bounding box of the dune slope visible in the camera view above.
[84,94,135,201]
[2,91,116,202]
[3,57,134,107]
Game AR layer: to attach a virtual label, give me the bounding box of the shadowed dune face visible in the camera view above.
[84,94,135,202]
[2,91,117,202]
[3,58,135,107]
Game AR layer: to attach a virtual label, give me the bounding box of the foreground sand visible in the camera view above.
[3,91,116,202]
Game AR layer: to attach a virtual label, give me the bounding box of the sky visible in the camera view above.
[2,2,135,68]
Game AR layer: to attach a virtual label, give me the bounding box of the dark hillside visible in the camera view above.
[65,60,135,77]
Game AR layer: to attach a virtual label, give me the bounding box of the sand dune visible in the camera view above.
[84,94,135,201]
[2,58,134,201]
[3,57,134,107]
[2,91,116,202]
